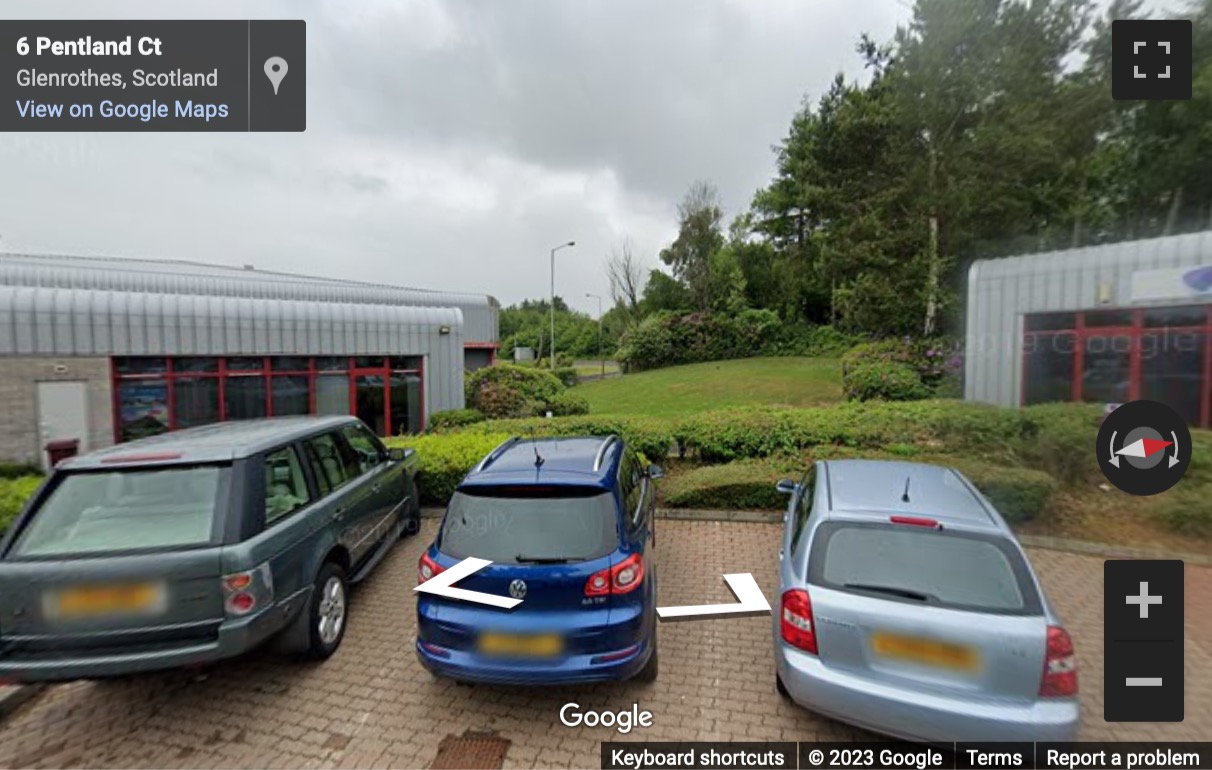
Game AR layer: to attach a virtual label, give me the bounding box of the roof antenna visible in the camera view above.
[901,476,911,503]
[530,428,545,468]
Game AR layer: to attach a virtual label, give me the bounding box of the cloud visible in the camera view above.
[0,0,907,313]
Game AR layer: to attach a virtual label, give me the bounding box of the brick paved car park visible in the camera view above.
[1,518,1210,770]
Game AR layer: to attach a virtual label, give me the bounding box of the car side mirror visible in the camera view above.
[776,479,798,495]
[647,464,664,480]
[388,447,406,462]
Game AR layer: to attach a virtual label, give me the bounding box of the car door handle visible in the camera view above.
[372,484,381,494]
[335,507,347,519]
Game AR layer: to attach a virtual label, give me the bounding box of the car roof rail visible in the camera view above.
[476,436,522,472]
[593,435,619,472]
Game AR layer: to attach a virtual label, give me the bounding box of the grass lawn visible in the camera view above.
[576,357,843,417]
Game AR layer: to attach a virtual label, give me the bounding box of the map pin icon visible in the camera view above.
[264,56,288,95]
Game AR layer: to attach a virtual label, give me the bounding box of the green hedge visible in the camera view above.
[673,401,1034,463]
[464,415,675,461]
[1154,487,1212,538]
[428,409,486,432]
[553,367,580,388]
[0,462,42,480]
[0,476,43,535]
[942,459,1059,523]
[465,365,566,418]
[662,459,798,511]
[546,392,590,416]
[842,362,930,402]
[385,432,511,506]
[660,451,1057,519]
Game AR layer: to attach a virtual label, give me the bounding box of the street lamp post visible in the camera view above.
[586,292,604,377]
[549,241,575,370]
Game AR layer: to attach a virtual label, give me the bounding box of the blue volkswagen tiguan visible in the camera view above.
[415,435,661,684]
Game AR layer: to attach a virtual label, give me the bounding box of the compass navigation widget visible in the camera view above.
[1097,399,1191,496]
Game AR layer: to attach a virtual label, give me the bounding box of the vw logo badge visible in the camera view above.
[508,579,527,600]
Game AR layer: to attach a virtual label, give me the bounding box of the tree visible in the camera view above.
[605,239,646,325]
[659,181,726,311]
[640,269,691,315]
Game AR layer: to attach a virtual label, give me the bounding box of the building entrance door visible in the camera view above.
[37,381,88,470]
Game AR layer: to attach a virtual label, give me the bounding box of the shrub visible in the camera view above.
[464,415,675,460]
[1017,403,1103,486]
[662,459,797,510]
[0,475,43,534]
[428,409,486,432]
[842,336,963,392]
[0,462,42,480]
[761,323,866,358]
[465,364,566,419]
[546,392,590,417]
[673,401,1036,464]
[1154,486,1212,538]
[944,459,1059,523]
[553,367,580,388]
[616,309,782,372]
[385,432,512,506]
[842,362,931,402]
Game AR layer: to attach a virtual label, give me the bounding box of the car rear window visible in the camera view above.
[440,485,618,563]
[807,522,1041,615]
[10,465,227,557]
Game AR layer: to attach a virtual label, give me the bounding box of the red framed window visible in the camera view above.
[1021,304,1211,427]
[111,355,426,443]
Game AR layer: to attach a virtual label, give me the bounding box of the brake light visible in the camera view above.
[584,553,645,596]
[890,515,941,529]
[1040,625,1078,696]
[418,553,444,584]
[780,589,817,654]
[222,563,272,618]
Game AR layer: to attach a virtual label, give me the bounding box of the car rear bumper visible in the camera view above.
[0,607,288,683]
[776,646,1080,743]
[416,636,651,685]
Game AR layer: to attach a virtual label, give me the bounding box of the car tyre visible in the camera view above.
[633,639,659,683]
[305,562,348,661]
[402,495,421,538]
[776,671,790,699]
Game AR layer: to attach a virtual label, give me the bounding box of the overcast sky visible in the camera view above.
[0,0,1182,315]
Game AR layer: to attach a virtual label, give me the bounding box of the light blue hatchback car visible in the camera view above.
[773,459,1080,743]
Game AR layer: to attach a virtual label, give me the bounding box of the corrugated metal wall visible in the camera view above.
[0,287,467,414]
[0,253,499,344]
[965,231,1212,407]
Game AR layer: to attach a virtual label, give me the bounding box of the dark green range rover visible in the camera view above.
[0,416,420,682]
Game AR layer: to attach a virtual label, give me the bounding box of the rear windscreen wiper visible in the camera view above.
[843,582,932,602]
[514,554,582,564]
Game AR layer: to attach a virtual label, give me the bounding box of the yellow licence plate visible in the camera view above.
[872,632,978,671]
[51,583,163,618]
[478,632,563,658]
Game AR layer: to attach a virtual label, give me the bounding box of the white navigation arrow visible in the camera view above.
[414,557,522,609]
[1170,430,1181,468]
[657,573,771,620]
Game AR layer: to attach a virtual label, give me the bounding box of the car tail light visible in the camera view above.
[584,553,645,596]
[780,589,817,654]
[1040,625,1078,696]
[890,515,941,529]
[222,563,272,617]
[418,553,444,584]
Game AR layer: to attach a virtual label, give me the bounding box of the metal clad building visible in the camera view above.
[0,254,494,468]
[0,253,500,368]
[965,232,1212,427]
